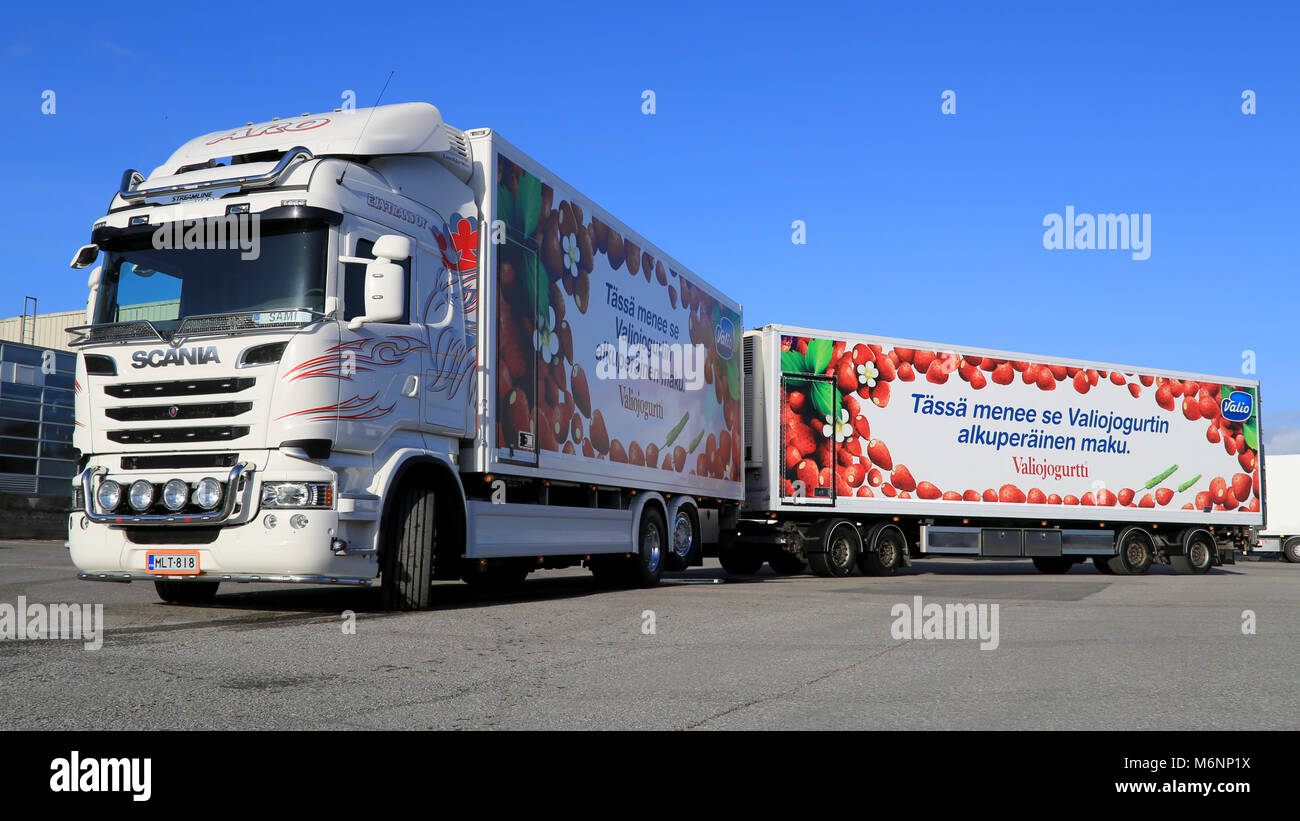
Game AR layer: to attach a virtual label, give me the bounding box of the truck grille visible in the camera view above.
[105,401,253,422]
[121,454,239,470]
[107,426,250,445]
[104,377,255,399]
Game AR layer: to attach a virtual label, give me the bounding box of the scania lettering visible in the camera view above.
[130,347,220,368]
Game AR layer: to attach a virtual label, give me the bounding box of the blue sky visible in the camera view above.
[4,1,1297,449]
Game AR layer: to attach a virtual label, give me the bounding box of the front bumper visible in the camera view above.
[68,506,378,583]
[78,571,372,586]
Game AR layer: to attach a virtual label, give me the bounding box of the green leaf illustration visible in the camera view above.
[1244,420,1258,451]
[811,381,836,419]
[525,251,544,319]
[518,173,542,237]
[805,339,833,374]
[781,350,808,374]
[497,182,517,229]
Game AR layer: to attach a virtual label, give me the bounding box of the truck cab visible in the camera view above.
[69,103,480,603]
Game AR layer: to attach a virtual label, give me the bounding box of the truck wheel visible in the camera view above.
[1092,556,1115,575]
[630,507,666,587]
[718,547,765,575]
[1284,538,1300,564]
[154,580,218,605]
[1171,530,1215,575]
[768,550,807,575]
[665,507,700,571]
[380,483,437,610]
[858,524,905,576]
[809,520,859,577]
[1031,557,1072,574]
[1106,527,1154,575]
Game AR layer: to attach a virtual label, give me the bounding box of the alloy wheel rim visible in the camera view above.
[672,512,693,558]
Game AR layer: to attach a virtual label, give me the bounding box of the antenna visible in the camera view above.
[337,71,396,186]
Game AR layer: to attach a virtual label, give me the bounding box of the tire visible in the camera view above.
[857,524,905,576]
[1092,556,1115,575]
[154,580,218,605]
[1031,557,1072,574]
[1107,527,1154,575]
[718,547,765,576]
[665,506,700,571]
[809,520,859,577]
[380,483,437,610]
[630,507,666,587]
[1284,537,1300,564]
[1171,529,1215,575]
[768,550,807,575]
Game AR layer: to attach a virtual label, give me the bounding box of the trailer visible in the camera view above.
[66,102,742,608]
[731,324,1263,576]
[1254,453,1299,561]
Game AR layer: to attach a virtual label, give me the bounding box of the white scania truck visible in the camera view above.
[68,102,743,608]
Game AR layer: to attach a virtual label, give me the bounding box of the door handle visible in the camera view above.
[402,375,419,397]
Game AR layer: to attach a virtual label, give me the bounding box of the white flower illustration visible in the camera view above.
[823,407,851,443]
[533,307,559,363]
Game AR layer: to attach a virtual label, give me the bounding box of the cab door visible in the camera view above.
[419,243,474,436]
[333,217,421,450]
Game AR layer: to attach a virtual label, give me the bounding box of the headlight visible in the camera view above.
[162,479,189,511]
[260,482,333,509]
[97,479,121,513]
[193,477,223,510]
[128,479,154,512]
[263,482,307,507]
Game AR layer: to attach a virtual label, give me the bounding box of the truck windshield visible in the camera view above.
[93,220,329,333]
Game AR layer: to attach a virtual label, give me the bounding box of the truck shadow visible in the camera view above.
[188,560,1245,615]
[194,569,740,614]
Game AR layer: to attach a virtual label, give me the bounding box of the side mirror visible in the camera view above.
[71,244,99,269]
[372,234,411,262]
[85,265,102,324]
[346,260,405,330]
[341,235,410,330]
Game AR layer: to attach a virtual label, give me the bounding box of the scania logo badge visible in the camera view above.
[168,406,179,418]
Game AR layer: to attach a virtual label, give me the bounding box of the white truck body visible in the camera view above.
[1256,453,1300,561]
[733,324,1262,575]
[67,103,742,602]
